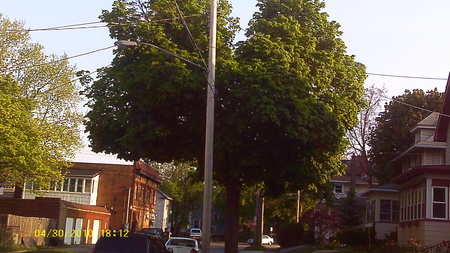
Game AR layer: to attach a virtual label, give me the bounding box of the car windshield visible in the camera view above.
[168,239,196,247]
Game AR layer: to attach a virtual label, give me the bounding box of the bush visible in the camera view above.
[336,227,375,247]
[277,223,304,248]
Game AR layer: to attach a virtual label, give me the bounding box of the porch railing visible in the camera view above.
[418,240,450,253]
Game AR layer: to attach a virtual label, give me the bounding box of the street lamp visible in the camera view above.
[115,40,206,71]
[115,4,216,250]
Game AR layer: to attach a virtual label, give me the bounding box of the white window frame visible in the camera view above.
[431,186,448,220]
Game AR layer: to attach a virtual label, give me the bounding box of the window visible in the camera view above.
[334,185,343,194]
[432,187,447,219]
[76,179,83,192]
[85,179,92,193]
[380,200,400,222]
[380,200,392,221]
[400,188,424,221]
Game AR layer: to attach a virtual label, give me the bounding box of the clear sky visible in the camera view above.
[2,0,450,161]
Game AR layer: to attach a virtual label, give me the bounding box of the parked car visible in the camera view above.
[140,227,170,241]
[247,235,274,246]
[166,237,200,253]
[188,228,202,239]
[93,232,171,253]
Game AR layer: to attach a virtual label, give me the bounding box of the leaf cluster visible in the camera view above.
[0,14,82,187]
[0,77,62,186]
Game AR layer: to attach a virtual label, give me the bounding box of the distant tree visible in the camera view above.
[339,190,363,228]
[368,88,443,183]
[347,85,387,185]
[153,162,203,235]
[0,14,82,189]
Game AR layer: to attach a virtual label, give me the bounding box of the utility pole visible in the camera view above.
[253,190,264,246]
[201,0,217,252]
[296,190,301,223]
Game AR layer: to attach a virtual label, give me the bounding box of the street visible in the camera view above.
[64,241,280,253]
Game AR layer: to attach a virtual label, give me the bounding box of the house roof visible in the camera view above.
[157,189,173,200]
[412,112,440,132]
[435,73,450,142]
[66,168,100,177]
[136,161,163,184]
[391,165,450,184]
[61,200,110,215]
[360,183,399,196]
[392,112,445,162]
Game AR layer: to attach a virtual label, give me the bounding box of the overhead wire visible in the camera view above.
[3,15,203,33]
[5,19,450,82]
[6,46,115,72]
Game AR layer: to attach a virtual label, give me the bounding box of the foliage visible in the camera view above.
[0,77,56,186]
[277,223,304,248]
[368,88,443,183]
[151,161,203,235]
[84,0,366,251]
[264,187,334,227]
[339,191,363,228]
[0,14,82,187]
[302,206,343,244]
[336,227,374,247]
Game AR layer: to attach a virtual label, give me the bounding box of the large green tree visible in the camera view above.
[0,77,60,186]
[0,14,83,188]
[369,88,443,183]
[85,0,365,251]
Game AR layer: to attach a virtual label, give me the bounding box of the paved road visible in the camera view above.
[64,241,279,253]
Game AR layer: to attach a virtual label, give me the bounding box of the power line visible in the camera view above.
[367,72,447,81]
[5,46,115,72]
[4,15,203,33]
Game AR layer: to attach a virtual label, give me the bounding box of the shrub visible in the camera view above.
[336,227,375,247]
[277,223,304,248]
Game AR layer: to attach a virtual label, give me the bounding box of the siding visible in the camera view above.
[399,220,450,246]
[375,222,397,240]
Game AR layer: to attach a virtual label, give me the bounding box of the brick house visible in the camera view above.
[13,159,163,245]
[31,161,164,231]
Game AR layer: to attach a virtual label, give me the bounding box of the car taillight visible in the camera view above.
[190,249,198,253]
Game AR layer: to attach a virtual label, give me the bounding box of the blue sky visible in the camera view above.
[2,0,450,161]
[2,0,449,97]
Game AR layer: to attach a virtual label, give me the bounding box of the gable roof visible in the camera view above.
[435,72,450,142]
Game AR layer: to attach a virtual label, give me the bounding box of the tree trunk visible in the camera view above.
[224,183,241,253]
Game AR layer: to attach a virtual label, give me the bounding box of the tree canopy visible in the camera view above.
[0,14,83,187]
[84,0,366,251]
[368,88,443,183]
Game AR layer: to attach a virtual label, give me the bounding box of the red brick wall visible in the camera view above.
[71,162,161,231]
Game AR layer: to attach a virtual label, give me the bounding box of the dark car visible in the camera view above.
[93,232,171,253]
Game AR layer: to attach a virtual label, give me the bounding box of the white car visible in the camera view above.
[247,235,274,245]
[166,237,200,253]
